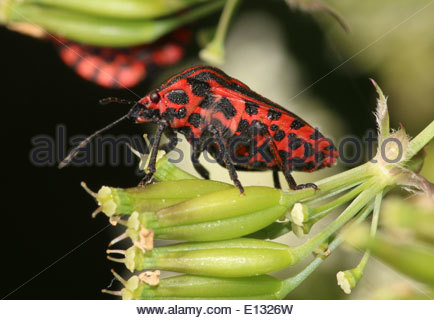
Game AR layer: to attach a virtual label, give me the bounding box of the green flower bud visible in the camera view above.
[91,179,231,216]
[246,221,292,240]
[336,268,363,294]
[120,273,284,300]
[117,238,298,277]
[124,186,294,241]
[290,203,309,226]
[126,205,288,242]
[22,0,213,19]
[1,1,224,46]
[154,153,199,182]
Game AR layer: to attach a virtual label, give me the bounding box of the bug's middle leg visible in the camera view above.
[272,168,281,189]
[191,141,210,180]
[209,127,244,193]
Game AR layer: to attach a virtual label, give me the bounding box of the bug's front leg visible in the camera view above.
[209,127,244,194]
[139,121,168,186]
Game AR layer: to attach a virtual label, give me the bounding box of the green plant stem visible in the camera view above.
[290,163,373,203]
[407,120,434,159]
[291,179,385,262]
[211,0,239,48]
[308,180,375,223]
[355,192,383,273]
[199,0,240,63]
[278,202,375,298]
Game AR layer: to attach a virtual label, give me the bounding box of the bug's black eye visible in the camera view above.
[150,90,160,103]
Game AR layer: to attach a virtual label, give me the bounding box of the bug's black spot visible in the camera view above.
[231,82,248,92]
[176,107,187,119]
[315,152,325,163]
[310,128,324,140]
[215,97,237,119]
[193,72,212,82]
[236,119,249,132]
[188,113,203,128]
[167,90,189,105]
[178,126,192,138]
[150,90,160,103]
[209,118,226,133]
[291,157,306,169]
[274,130,285,141]
[324,144,337,151]
[270,124,278,131]
[290,119,305,130]
[304,142,314,158]
[245,101,258,115]
[199,94,214,109]
[278,150,289,161]
[304,161,316,171]
[268,109,281,121]
[162,107,177,122]
[249,120,265,136]
[187,78,210,97]
[288,137,303,150]
[317,163,325,170]
[251,161,268,169]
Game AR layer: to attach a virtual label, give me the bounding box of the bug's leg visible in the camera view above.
[210,127,244,193]
[258,123,317,191]
[272,168,281,189]
[283,169,318,191]
[159,127,178,153]
[191,141,210,179]
[139,121,167,186]
[252,123,283,190]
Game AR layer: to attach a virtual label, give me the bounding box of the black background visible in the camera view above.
[0,2,374,299]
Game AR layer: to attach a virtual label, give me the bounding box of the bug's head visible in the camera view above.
[132,89,162,123]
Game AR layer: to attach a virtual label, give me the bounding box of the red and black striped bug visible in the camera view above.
[56,29,191,88]
[60,65,338,193]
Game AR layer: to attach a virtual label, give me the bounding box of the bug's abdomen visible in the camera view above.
[233,106,338,172]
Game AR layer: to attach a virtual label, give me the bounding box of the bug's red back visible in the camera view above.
[139,65,338,173]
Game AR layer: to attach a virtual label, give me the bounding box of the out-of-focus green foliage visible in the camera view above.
[321,0,434,134]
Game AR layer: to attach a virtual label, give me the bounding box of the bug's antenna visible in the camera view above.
[99,97,136,106]
[58,113,131,169]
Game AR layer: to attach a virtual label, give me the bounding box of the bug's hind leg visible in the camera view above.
[257,123,317,191]
[283,169,318,191]
[210,127,244,193]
